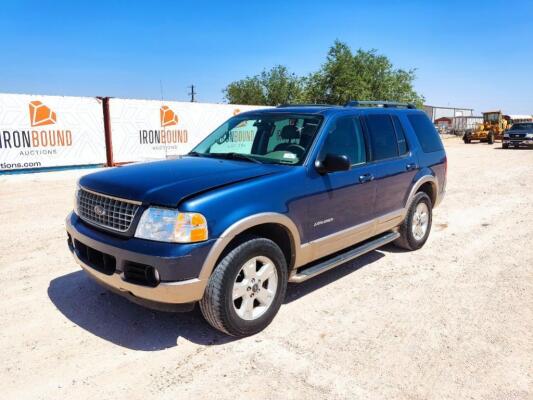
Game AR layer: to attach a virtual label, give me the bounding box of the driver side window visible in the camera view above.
[321,116,366,165]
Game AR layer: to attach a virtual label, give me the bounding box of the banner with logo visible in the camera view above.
[108,98,266,163]
[0,94,106,171]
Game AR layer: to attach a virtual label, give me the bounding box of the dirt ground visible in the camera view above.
[0,138,532,400]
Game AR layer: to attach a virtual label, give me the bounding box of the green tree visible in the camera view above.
[303,41,424,107]
[223,65,304,105]
[224,41,425,107]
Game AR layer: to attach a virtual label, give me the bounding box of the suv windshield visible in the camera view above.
[510,123,533,130]
[190,113,323,165]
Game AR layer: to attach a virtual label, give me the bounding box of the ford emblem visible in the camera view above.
[94,205,106,216]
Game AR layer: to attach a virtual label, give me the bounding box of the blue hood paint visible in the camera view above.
[79,156,283,207]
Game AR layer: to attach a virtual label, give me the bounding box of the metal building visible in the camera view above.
[423,105,474,122]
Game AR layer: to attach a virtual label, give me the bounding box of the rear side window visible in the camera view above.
[392,116,408,155]
[365,114,398,161]
[408,114,444,153]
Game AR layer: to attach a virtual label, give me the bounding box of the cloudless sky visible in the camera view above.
[1,0,532,113]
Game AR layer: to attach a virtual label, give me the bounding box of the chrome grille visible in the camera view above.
[77,188,140,232]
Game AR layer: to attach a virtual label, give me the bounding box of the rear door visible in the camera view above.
[363,113,418,219]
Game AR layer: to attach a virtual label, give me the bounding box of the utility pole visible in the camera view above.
[188,85,197,102]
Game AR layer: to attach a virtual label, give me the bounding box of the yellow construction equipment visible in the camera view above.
[463,111,509,144]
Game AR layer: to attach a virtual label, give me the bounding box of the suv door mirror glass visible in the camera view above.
[315,154,351,174]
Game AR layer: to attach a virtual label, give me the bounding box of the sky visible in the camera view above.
[1,0,532,114]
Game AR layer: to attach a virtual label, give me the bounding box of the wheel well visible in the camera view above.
[217,223,294,270]
[417,182,436,206]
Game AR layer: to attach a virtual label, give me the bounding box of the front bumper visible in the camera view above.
[66,212,214,310]
[503,137,533,146]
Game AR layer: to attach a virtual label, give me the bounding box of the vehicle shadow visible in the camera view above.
[378,243,410,254]
[493,147,530,150]
[48,271,234,351]
[49,251,384,350]
[284,250,385,303]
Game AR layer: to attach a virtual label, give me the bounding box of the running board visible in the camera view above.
[289,231,400,283]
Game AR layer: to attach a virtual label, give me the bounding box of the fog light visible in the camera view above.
[152,268,160,283]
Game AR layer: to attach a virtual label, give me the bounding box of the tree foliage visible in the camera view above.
[223,65,304,106]
[224,40,424,107]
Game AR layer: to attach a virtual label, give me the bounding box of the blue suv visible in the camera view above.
[66,101,447,336]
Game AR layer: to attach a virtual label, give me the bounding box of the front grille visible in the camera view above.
[74,239,116,275]
[77,188,140,232]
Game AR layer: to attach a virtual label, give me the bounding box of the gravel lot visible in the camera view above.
[0,138,532,400]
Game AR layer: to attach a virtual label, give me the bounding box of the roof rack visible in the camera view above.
[344,100,416,109]
[276,103,335,108]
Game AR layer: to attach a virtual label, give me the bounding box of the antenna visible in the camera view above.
[188,84,197,102]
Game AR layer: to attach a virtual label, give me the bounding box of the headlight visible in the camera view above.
[527,133,533,138]
[135,207,208,243]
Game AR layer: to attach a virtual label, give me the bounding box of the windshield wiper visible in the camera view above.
[187,151,204,157]
[210,153,263,164]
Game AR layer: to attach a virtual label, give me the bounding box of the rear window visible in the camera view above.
[365,114,398,161]
[407,114,444,153]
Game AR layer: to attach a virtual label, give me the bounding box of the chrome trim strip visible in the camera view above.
[77,213,135,233]
[406,175,438,207]
[80,186,143,205]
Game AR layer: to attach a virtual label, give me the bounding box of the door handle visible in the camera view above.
[359,173,374,183]
[406,163,418,171]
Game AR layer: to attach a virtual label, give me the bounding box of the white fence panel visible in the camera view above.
[108,99,266,163]
[0,94,106,171]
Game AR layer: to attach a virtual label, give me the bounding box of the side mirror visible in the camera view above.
[315,153,351,174]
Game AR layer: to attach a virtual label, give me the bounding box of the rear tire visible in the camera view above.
[199,237,287,337]
[463,135,471,144]
[394,192,432,251]
[487,131,495,144]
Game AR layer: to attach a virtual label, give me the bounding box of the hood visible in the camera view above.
[79,156,283,207]
[507,129,533,134]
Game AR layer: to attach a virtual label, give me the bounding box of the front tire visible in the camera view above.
[502,143,509,149]
[199,237,288,337]
[487,131,495,144]
[394,192,433,251]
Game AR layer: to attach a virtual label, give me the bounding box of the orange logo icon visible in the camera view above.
[160,105,179,127]
[233,109,241,116]
[29,101,57,127]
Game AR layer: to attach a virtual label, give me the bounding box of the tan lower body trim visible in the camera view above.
[297,209,406,267]
[74,253,205,304]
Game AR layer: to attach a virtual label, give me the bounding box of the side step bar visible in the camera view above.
[289,231,400,283]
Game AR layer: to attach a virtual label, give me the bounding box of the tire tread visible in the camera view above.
[394,192,432,251]
[199,237,287,337]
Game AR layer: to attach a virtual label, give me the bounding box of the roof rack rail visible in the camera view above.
[276,103,335,108]
[344,100,416,109]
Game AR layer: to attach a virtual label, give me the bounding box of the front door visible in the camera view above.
[303,115,377,258]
